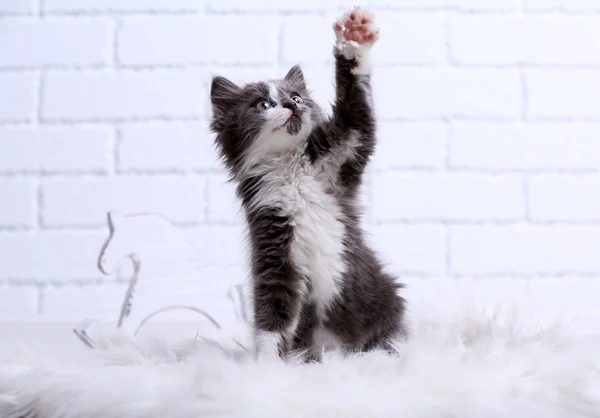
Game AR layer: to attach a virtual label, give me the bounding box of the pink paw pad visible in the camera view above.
[334,7,379,46]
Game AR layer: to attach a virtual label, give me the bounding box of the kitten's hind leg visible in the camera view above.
[359,320,406,356]
[360,334,399,355]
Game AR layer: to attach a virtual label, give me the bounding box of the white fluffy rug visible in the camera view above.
[2,279,600,418]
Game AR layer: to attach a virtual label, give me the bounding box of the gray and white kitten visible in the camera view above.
[209,7,406,361]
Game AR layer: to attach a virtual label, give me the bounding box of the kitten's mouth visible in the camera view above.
[272,114,300,132]
[284,113,302,135]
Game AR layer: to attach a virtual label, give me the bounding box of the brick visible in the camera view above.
[528,175,600,222]
[0,18,111,68]
[118,122,220,173]
[0,286,38,315]
[42,283,126,315]
[0,126,111,174]
[0,73,35,122]
[0,0,35,14]
[449,15,600,66]
[184,225,246,267]
[370,0,519,10]
[0,231,107,282]
[527,69,600,119]
[118,16,278,66]
[370,122,447,171]
[281,16,332,66]
[366,224,447,276]
[0,179,36,228]
[43,0,205,13]
[375,13,446,65]
[42,69,204,121]
[206,174,242,224]
[450,225,600,276]
[208,0,347,11]
[374,68,521,120]
[524,0,600,11]
[41,175,206,227]
[372,173,524,222]
[449,122,600,171]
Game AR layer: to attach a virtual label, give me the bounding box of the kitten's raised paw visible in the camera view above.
[333,6,379,72]
[333,6,380,48]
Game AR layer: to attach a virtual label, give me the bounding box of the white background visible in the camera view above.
[1,0,600,323]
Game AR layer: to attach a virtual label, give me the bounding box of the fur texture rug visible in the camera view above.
[1,279,600,418]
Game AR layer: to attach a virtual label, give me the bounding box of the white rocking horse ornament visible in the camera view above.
[73,211,249,350]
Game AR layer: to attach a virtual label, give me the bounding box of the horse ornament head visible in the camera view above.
[98,212,132,276]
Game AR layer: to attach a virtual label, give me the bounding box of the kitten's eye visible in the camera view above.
[256,100,272,110]
[291,95,304,104]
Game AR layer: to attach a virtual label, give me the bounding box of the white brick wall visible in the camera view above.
[1,0,600,321]
[448,15,600,66]
[0,18,112,68]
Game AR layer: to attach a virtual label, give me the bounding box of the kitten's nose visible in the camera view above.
[282,101,296,110]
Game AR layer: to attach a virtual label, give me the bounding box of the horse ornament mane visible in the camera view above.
[73,211,251,356]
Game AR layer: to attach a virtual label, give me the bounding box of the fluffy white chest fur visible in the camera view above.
[248,152,347,315]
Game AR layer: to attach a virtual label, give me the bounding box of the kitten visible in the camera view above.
[209,7,406,361]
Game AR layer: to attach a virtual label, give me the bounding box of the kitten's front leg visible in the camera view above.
[328,7,380,183]
[332,7,379,126]
[250,208,303,361]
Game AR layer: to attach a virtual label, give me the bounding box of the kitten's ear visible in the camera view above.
[284,65,306,91]
[210,76,240,121]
